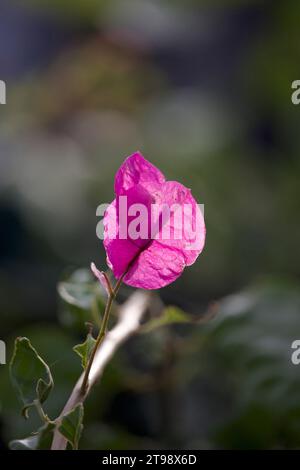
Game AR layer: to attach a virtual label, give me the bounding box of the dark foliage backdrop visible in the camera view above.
[0,0,299,449]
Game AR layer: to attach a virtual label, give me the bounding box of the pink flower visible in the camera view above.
[103,152,206,289]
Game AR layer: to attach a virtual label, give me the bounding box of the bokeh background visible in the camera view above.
[1,0,300,449]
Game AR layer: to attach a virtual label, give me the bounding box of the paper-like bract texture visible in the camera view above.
[103,152,206,289]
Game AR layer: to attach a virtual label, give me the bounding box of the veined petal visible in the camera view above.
[103,199,141,278]
[103,152,206,289]
[114,151,165,196]
[154,181,206,266]
[124,241,186,289]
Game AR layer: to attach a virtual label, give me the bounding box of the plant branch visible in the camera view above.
[80,273,125,395]
[51,290,150,450]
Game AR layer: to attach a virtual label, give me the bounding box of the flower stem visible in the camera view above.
[80,275,124,396]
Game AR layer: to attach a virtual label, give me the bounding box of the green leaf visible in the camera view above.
[37,421,56,449]
[58,403,84,450]
[58,281,96,310]
[58,268,106,332]
[73,333,96,369]
[10,337,54,418]
[9,421,56,450]
[58,268,105,310]
[141,306,192,334]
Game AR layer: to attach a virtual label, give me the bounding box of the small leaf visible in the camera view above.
[37,421,56,449]
[58,268,105,310]
[9,421,56,450]
[141,306,192,334]
[58,281,96,310]
[58,403,84,450]
[58,268,106,332]
[10,337,54,418]
[73,334,96,369]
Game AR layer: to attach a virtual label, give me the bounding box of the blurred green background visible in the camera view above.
[0,0,300,449]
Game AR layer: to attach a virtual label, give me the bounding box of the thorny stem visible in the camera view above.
[80,274,125,396]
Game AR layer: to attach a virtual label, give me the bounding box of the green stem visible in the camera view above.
[91,298,101,328]
[81,246,146,396]
[80,275,124,396]
[33,399,50,423]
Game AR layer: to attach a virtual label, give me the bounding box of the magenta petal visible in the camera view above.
[156,181,206,266]
[116,184,153,247]
[124,241,186,289]
[103,199,141,278]
[103,152,206,290]
[114,151,165,196]
[104,237,141,279]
